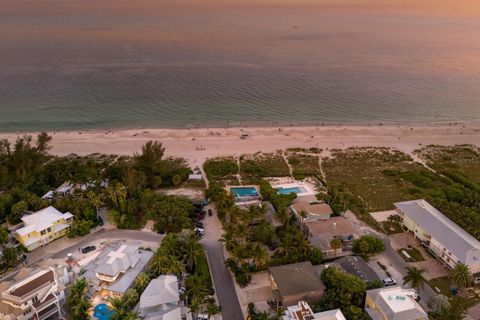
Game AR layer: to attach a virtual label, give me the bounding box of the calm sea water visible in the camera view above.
[1,0,480,131]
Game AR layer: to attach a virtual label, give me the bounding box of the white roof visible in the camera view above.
[395,199,480,265]
[140,275,179,310]
[367,286,427,320]
[312,309,346,320]
[16,206,73,236]
[94,244,140,277]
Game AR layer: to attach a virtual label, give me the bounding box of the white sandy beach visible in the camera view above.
[0,123,479,166]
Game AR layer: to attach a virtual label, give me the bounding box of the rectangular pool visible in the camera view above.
[277,186,307,195]
[231,186,259,198]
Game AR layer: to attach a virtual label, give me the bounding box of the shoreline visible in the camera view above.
[0,122,479,166]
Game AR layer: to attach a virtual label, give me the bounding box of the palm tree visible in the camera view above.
[452,263,473,288]
[206,302,222,319]
[186,275,210,304]
[251,243,268,268]
[159,233,180,257]
[123,288,139,309]
[220,231,238,251]
[403,266,427,290]
[330,238,342,257]
[71,298,91,320]
[149,254,185,277]
[184,236,203,272]
[87,190,101,220]
[134,272,151,293]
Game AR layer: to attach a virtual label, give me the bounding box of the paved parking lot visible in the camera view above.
[389,233,449,280]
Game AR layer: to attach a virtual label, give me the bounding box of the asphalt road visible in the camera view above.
[203,241,244,320]
[50,228,164,260]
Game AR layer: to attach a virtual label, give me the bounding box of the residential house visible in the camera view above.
[365,286,427,320]
[0,267,65,320]
[333,256,380,284]
[305,216,358,256]
[84,242,154,298]
[282,301,346,320]
[139,275,183,320]
[395,199,480,282]
[14,206,73,252]
[269,261,325,307]
[291,201,333,223]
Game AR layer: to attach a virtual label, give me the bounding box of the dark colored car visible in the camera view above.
[81,246,96,254]
[208,209,212,216]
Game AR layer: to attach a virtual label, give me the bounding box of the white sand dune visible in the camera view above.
[1,122,479,166]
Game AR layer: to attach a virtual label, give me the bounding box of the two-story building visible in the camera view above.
[282,301,346,320]
[365,286,427,320]
[395,199,480,282]
[14,206,73,251]
[0,267,65,320]
[84,242,154,298]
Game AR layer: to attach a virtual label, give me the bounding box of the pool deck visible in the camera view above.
[272,182,316,197]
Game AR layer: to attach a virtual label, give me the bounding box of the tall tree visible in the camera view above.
[452,263,473,288]
[403,267,427,291]
[330,238,342,257]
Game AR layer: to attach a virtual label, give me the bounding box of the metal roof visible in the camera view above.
[395,199,480,265]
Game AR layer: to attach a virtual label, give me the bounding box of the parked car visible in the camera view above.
[157,229,166,235]
[81,246,96,254]
[194,227,205,236]
[383,277,397,286]
[208,209,212,216]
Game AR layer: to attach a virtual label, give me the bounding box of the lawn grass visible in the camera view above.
[321,147,440,212]
[429,276,480,307]
[195,251,214,291]
[381,221,404,235]
[397,246,425,262]
[286,152,321,176]
[240,151,290,178]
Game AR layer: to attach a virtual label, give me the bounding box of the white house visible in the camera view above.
[139,275,182,320]
[365,286,427,320]
[395,199,480,282]
[84,242,154,298]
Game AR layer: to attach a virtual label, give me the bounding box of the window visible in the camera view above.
[32,296,38,303]
[40,230,46,236]
[47,227,52,233]
[23,309,31,316]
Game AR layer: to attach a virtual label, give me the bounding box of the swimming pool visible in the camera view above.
[277,186,307,195]
[94,303,113,320]
[231,187,259,198]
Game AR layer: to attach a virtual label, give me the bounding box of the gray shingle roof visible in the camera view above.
[269,261,325,297]
[395,199,480,265]
[334,256,379,283]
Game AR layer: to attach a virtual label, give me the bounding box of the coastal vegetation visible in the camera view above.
[203,157,239,182]
[286,151,322,177]
[240,151,290,179]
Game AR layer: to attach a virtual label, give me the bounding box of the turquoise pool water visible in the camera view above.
[231,187,259,198]
[94,303,113,320]
[277,186,307,195]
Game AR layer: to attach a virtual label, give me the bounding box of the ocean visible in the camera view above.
[1,0,480,132]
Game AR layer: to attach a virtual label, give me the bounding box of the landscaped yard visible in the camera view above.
[429,276,480,308]
[397,246,425,262]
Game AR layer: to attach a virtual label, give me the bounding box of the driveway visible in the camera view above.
[389,233,449,280]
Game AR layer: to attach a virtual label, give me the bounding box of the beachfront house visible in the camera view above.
[269,261,325,307]
[0,267,65,320]
[365,286,427,320]
[290,200,333,223]
[139,275,183,319]
[84,242,154,298]
[14,206,73,251]
[395,199,480,282]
